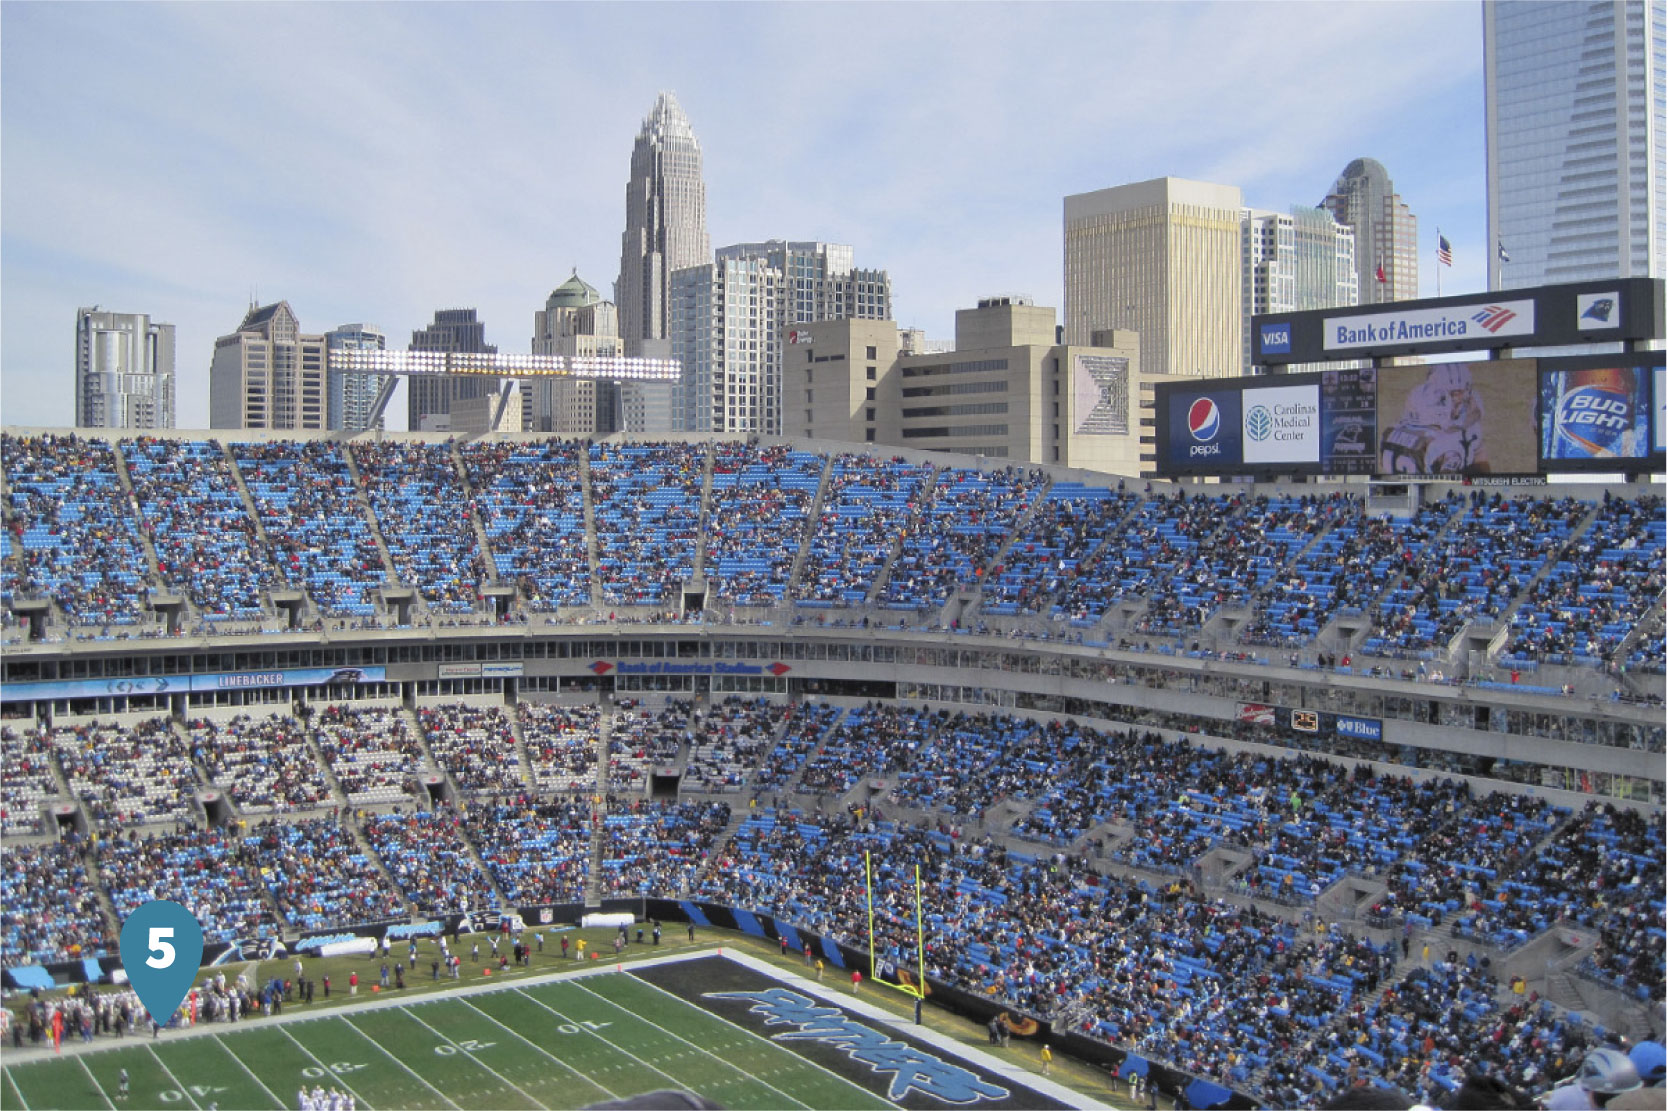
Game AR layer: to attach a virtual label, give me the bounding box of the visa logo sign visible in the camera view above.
[1260,323,1291,355]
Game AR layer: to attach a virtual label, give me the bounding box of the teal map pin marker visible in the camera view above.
[119,900,204,1026]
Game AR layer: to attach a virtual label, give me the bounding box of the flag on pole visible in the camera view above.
[1436,233,1453,267]
[1497,240,1510,264]
[1375,260,1386,284]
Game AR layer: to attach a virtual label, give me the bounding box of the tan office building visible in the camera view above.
[791,298,1156,476]
[209,301,326,431]
[1064,177,1243,380]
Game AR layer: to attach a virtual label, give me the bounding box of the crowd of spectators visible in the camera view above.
[1369,495,1585,656]
[231,441,387,616]
[597,797,731,896]
[792,455,932,607]
[980,482,1138,621]
[705,443,823,605]
[517,703,601,792]
[0,838,107,966]
[351,440,485,613]
[589,442,704,607]
[465,798,590,905]
[680,696,784,791]
[608,698,690,786]
[188,712,330,813]
[462,440,591,610]
[98,825,277,944]
[361,808,493,915]
[1505,493,1667,667]
[418,703,523,794]
[2,433,149,627]
[751,701,842,791]
[878,466,1047,612]
[1,725,63,836]
[312,705,427,807]
[53,717,200,829]
[242,816,406,930]
[3,437,1662,681]
[123,438,277,621]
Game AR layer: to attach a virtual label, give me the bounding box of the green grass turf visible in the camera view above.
[1,969,906,1110]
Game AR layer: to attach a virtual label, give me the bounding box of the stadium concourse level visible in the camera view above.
[4,431,1662,683]
[2,692,1664,1107]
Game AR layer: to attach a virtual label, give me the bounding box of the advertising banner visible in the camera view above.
[1241,384,1321,465]
[1164,389,1242,470]
[1324,299,1536,351]
[1376,360,1538,477]
[1538,364,1653,465]
[1319,367,1378,475]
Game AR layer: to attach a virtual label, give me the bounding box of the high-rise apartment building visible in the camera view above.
[209,301,325,430]
[715,241,892,323]
[1242,206,1358,372]
[74,307,175,429]
[324,323,386,432]
[1064,177,1245,379]
[1321,158,1418,305]
[406,308,496,432]
[1485,0,1665,288]
[617,92,710,356]
[669,258,784,435]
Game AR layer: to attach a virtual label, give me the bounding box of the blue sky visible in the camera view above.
[2,1,1487,430]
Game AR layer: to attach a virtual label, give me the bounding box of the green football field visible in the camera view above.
[1,953,1088,1111]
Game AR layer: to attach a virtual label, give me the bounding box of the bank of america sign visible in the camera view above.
[1323,299,1536,350]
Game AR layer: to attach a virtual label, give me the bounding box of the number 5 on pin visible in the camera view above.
[119,901,204,1027]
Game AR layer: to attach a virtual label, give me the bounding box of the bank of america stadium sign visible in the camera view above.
[1323,299,1535,351]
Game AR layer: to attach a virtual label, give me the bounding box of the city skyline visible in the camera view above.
[3,2,1486,430]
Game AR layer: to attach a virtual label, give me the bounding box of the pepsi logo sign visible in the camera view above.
[1188,399,1221,442]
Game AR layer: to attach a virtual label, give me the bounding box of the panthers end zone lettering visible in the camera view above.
[706,988,1008,1104]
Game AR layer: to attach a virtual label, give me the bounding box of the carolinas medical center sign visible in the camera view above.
[1323,300,1536,351]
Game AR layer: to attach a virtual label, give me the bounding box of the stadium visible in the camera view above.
[0,272,1664,1111]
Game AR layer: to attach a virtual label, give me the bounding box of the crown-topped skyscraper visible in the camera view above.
[616,92,711,357]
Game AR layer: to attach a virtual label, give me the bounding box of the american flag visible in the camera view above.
[1436,233,1453,267]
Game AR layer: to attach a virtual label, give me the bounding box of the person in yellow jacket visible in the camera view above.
[1040,1044,1053,1075]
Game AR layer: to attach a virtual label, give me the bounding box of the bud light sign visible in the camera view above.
[1539,365,1651,464]
[1166,389,1242,469]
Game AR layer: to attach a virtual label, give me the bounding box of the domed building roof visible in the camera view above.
[547,270,601,309]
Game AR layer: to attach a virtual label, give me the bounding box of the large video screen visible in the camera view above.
[1375,359,1538,477]
[1536,353,1666,471]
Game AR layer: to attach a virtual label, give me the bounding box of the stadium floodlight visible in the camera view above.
[331,349,681,382]
[863,850,927,1006]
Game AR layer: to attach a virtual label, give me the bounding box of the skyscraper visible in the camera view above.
[1241,206,1358,372]
[669,257,783,434]
[1064,177,1244,378]
[1321,158,1418,305]
[74,307,175,429]
[406,308,496,432]
[324,323,387,433]
[617,92,710,356]
[714,241,892,323]
[526,272,648,435]
[209,301,325,430]
[1485,0,1665,289]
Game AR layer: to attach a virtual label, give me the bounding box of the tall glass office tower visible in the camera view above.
[1485,0,1665,289]
[617,92,710,356]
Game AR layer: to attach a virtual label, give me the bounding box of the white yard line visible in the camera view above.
[325,1015,462,1111]
[503,980,693,1094]
[145,1044,201,1110]
[394,1006,541,1109]
[274,1025,377,1111]
[450,997,621,1101]
[203,1032,288,1109]
[74,1057,115,1109]
[570,978,825,1110]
